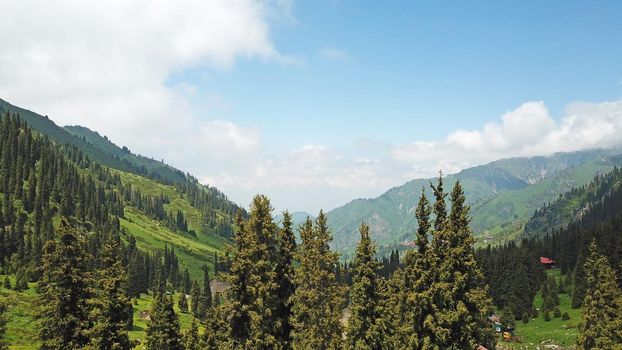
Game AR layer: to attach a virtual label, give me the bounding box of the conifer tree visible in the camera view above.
[385,189,435,348]
[145,293,183,350]
[572,248,588,309]
[224,196,281,348]
[202,264,212,309]
[577,242,622,349]
[178,293,189,314]
[14,268,28,291]
[86,234,132,350]
[427,180,497,349]
[183,318,200,350]
[290,213,345,350]
[190,281,201,317]
[0,301,7,350]
[37,225,92,349]
[202,305,229,350]
[2,276,9,289]
[275,211,297,347]
[346,222,385,350]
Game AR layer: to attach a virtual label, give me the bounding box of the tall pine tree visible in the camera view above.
[577,242,622,349]
[145,293,183,350]
[345,222,385,350]
[427,179,497,349]
[274,211,297,347]
[86,233,132,350]
[0,301,7,350]
[290,213,345,350]
[224,196,281,348]
[37,224,92,349]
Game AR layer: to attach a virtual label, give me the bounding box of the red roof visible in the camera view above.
[540,257,555,264]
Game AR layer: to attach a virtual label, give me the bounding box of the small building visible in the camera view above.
[540,256,556,269]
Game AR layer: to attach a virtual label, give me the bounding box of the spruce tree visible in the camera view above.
[275,211,297,347]
[224,196,281,348]
[427,180,497,349]
[202,264,212,309]
[577,242,622,349]
[145,293,183,350]
[183,318,200,350]
[345,222,385,350]
[178,293,189,314]
[202,305,229,350]
[290,213,345,350]
[86,234,132,350]
[0,301,7,350]
[386,189,435,348]
[572,248,588,309]
[37,225,92,349]
[190,281,201,317]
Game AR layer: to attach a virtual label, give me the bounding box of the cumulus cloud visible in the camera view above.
[0,0,288,159]
[195,120,260,159]
[392,100,622,179]
[199,99,622,213]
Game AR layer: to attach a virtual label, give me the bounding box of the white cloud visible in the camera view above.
[318,47,350,63]
[195,120,260,159]
[0,0,289,160]
[392,100,622,179]
[200,99,622,213]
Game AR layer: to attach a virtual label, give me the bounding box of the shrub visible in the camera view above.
[562,312,570,321]
[522,313,529,324]
[553,307,561,318]
[544,310,551,321]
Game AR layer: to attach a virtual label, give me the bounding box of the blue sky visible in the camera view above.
[170,0,622,151]
[2,0,622,213]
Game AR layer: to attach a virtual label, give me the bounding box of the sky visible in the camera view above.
[1,0,622,214]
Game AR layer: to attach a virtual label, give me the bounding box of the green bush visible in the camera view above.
[553,307,561,318]
[562,312,570,321]
[544,310,551,321]
[522,313,529,324]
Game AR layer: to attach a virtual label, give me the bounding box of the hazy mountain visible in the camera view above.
[327,149,622,258]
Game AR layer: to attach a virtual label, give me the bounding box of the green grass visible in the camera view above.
[499,271,581,349]
[115,169,232,279]
[122,206,222,279]
[0,275,198,348]
[129,292,198,344]
[0,276,39,350]
[117,170,229,247]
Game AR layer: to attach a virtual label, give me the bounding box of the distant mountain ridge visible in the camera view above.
[0,98,186,184]
[327,149,622,258]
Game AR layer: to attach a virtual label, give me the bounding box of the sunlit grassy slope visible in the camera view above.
[499,270,581,349]
[116,170,230,278]
[0,277,200,349]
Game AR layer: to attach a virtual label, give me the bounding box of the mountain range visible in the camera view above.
[326,148,622,258]
[3,97,621,263]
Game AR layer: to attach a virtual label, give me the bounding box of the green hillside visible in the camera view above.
[64,125,187,184]
[0,101,242,280]
[117,170,230,278]
[0,98,185,184]
[327,149,622,257]
[524,165,622,238]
